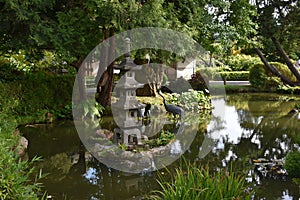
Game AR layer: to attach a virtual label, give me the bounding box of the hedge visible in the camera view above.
[219,71,249,81]
[0,73,75,121]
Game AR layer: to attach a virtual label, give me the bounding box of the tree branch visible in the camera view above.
[254,47,299,86]
[271,37,300,81]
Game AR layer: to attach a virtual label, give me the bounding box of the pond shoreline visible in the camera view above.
[1,80,298,200]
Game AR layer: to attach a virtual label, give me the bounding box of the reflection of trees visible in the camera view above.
[226,94,299,160]
[191,94,300,176]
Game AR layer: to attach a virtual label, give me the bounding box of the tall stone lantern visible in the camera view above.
[112,38,146,146]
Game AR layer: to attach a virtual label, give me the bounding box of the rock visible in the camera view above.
[138,156,152,168]
[96,129,113,140]
[121,151,135,159]
[122,160,136,169]
[96,130,106,138]
[45,112,53,123]
[16,136,28,156]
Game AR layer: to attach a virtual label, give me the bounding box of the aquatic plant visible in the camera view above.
[148,160,253,200]
[285,151,300,177]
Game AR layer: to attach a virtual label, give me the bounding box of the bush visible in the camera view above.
[149,160,252,200]
[0,145,42,199]
[249,64,267,88]
[168,89,212,111]
[196,67,230,81]
[285,151,300,177]
[267,62,297,82]
[249,62,295,90]
[0,73,75,121]
[225,54,261,71]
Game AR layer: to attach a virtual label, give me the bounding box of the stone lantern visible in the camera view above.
[112,38,146,146]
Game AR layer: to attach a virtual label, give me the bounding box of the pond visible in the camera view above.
[19,93,300,200]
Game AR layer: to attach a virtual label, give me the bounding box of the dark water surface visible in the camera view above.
[20,93,300,200]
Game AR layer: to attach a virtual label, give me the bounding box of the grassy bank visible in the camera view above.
[0,73,74,199]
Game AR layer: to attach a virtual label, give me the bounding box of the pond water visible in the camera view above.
[19,93,300,200]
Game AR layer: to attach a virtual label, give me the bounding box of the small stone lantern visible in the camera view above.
[112,38,146,146]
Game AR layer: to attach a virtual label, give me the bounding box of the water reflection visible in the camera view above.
[20,93,300,199]
[210,94,300,199]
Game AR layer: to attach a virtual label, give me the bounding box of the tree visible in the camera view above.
[253,0,300,86]
[0,0,267,105]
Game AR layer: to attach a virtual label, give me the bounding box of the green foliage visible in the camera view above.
[76,100,105,119]
[255,0,300,61]
[0,113,43,199]
[144,130,175,147]
[249,62,295,90]
[149,160,252,200]
[0,73,74,121]
[0,152,43,199]
[294,104,300,110]
[247,64,265,88]
[0,55,25,82]
[277,84,300,95]
[225,54,261,71]
[196,66,232,81]
[269,62,297,82]
[51,102,73,120]
[1,0,259,71]
[168,89,212,111]
[0,71,75,199]
[0,51,73,76]
[285,151,300,177]
[220,71,249,81]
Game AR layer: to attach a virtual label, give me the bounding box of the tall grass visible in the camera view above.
[0,114,44,199]
[149,160,252,200]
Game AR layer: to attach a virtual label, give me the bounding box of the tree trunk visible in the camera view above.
[72,56,86,101]
[254,47,297,86]
[96,29,115,107]
[271,37,300,81]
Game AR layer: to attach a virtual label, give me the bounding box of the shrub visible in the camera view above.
[0,73,75,121]
[249,63,267,88]
[219,71,249,81]
[149,160,252,200]
[267,62,297,82]
[168,89,212,111]
[225,54,261,71]
[0,57,25,82]
[196,67,230,80]
[0,50,72,75]
[249,62,294,90]
[285,151,300,177]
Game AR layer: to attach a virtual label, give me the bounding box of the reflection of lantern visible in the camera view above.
[112,38,146,146]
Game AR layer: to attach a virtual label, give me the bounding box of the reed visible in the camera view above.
[148,159,252,200]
